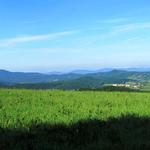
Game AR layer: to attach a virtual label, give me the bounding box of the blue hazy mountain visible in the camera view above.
[1,68,150,89]
[70,68,113,74]
[0,69,83,85]
[68,68,150,74]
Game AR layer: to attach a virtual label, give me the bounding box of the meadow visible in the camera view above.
[0,89,150,149]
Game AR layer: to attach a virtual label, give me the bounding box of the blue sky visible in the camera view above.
[0,0,150,72]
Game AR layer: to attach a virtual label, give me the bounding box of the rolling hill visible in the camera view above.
[1,69,150,90]
[0,69,83,85]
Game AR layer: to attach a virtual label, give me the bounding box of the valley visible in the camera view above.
[0,69,150,91]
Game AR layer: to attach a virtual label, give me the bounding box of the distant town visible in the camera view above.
[111,83,142,89]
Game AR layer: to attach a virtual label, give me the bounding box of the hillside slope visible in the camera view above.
[1,69,150,89]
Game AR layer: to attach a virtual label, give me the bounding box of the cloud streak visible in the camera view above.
[114,22,150,33]
[96,22,150,39]
[72,21,150,48]
[0,31,75,47]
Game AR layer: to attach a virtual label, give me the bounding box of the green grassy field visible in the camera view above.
[141,81,150,91]
[0,89,150,150]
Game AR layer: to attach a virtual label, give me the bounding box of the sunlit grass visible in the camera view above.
[0,89,150,128]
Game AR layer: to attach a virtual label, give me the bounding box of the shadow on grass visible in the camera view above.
[1,115,150,150]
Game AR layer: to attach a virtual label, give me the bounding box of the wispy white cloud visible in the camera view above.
[96,22,150,39]
[0,31,76,47]
[97,16,150,35]
[113,22,150,33]
[72,21,150,48]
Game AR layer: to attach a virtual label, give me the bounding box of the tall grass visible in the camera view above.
[0,89,150,149]
[0,89,150,127]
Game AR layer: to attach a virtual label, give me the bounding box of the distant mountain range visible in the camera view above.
[0,69,82,85]
[1,68,150,89]
[70,68,113,74]
[48,68,150,75]
[70,68,150,74]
